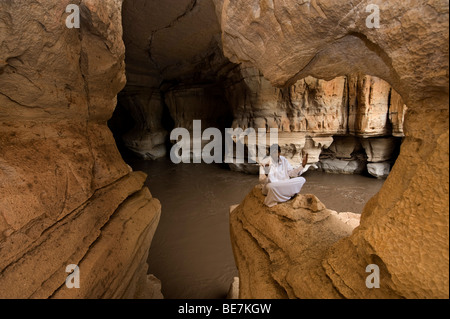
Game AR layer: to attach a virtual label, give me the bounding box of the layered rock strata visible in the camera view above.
[118,0,235,159]
[225,66,406,177]
[230,189,362,298]
[118,0,406,179]
[0,0,162,298]
[221,0,449,298]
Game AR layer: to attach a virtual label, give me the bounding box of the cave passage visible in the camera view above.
[105,0,407,299]
[0,0,447,301]
[124,156,384,299]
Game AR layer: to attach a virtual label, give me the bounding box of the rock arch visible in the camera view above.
[221,0,449,298]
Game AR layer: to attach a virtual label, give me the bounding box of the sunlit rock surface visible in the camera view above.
[221,0,449,298]
[230,189,361,298]
[224,68,405,176]
[0,0,447,300]
[0,0,162,299]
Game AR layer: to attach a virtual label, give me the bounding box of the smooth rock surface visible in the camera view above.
[318,158,367,175]
[119,88,168,160]
[367,162,392,179]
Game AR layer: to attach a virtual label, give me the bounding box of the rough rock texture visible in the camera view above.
[348,74,393,137]
[164,83,233,161]
[118,0,407,170]
[389,89,408,137]
[122,0,226,88]
[319,135,401,177]
[226,68,349,134]
[224,66,405,175]
[221,0,449,298]
[327,136,363,160]
[230,188,361,298]
[0,0,162,298]
[361,137,399,163]
[317,158,367,175]
[318,136,366,175]
[117,0,235,158]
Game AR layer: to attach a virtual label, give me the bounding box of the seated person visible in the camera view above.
[259,144,308,207]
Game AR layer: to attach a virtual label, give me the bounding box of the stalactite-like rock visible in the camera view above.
[225,65,404,174]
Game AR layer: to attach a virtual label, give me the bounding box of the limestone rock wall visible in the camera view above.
[118,87,168,160]
[122,0,225,88]
[164,84,234,160]
[225,65,406,177]
[220,0,449,298]
[116,0,235,159]
[0,0,162,298]
[165,84,233,133]
[117,0,407,174]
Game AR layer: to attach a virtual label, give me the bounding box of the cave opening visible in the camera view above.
[0,0,447,301]
[106,0,407,299]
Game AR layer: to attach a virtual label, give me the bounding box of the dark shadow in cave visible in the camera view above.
[108,98,137,161]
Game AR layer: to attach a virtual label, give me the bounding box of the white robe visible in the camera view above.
[259,156,306,207]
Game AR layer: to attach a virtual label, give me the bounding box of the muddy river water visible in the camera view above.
[127,158,385,299]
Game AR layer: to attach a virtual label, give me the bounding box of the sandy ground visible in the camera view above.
[127,158,385,299]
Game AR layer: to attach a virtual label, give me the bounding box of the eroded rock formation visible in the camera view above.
[117,1,406,180]
[225,65,406,177]
[118,87,168,160]
[118,0,235,158]
[1,0,447,300]
[222,0,449,298]
[230,190,362,298]
[0,0,162,298]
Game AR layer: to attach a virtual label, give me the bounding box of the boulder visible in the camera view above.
[361,137,399,163]
[367,162,392,179]
[230,188,361,298]
[318,158,367,175]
